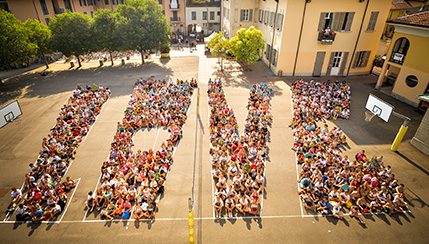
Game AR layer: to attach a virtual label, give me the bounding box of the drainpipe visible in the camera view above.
[292,0,308,76]
[346,0,370,76]
[269,0,279,71]
[32,0,41,22]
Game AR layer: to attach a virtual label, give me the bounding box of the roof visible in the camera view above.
[391,1,412,10]
[387,11,429,28]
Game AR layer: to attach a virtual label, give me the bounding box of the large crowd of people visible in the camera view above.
[208,79,271,218]
[85,78,196,221]
[292,79,408,224]
[10,85,110,221]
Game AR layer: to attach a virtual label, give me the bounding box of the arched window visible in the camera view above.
[390,37,409,64]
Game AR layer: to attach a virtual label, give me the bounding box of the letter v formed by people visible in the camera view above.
[208,80,271,217]
[92,79,194,218]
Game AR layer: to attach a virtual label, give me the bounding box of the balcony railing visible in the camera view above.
[318,31,336,45]
[170,17,181,22]
[169,3,180,9]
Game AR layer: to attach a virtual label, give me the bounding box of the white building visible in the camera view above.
[186,2,221,36]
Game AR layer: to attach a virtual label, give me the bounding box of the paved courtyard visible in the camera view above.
[0,45,428,243]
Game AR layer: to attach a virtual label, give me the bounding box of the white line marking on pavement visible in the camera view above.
[59,178,81,223]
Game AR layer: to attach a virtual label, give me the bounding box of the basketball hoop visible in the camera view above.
[365,111,376,122]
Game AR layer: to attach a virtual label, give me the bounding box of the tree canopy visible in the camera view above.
[207,32,230,71]
[229,26,264,65]
[48,12,91,67]
[24,19,51,68]
[91,9,121,65]
[0,10,37,70]
[116,0,171,64]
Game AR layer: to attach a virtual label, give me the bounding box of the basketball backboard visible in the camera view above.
[0,100,23,128]
[365,94,394,122]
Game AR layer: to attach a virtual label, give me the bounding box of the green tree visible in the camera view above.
[91,9,121,66]
[24,19,52,69]
[49,12,91,67]
[0,10,37,70]
[207,32,230,71]
[116,0,171,64]
[229,26,264,65]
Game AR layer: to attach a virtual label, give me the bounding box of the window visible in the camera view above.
[217,11,220,16]
[318,12,354,32]
[390,37,409,64]
[275,13,283,31]
[269,11,274,27]
[45,18,50,26]
[353,51,371,68]
[158,0,162,4]
[264,10,268,25]
[112,0,118,5]
[83,12,87,15]
[91,11,93,18]
[266,43,271,61]
[79,0,82,6]
[173,10,178,20]
[88,0,93,5]
[405,75,418,87]
[240,9,252,22]
[272,48,278,66]
[210,11,214,20]
[258,9,263,23]
[40,0,49,15]
[83,0,87,6]
[105,0,109,4]
[366,11,379,31]
[192,11,196,20]
[64,0,72,11]
[203,11,207,20]
[0,1,10,12]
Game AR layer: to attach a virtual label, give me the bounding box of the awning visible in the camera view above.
[204,32,217,43]
[416,94,429,102]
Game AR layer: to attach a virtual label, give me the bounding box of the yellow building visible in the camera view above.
[376,11,429,108]
[222,0,392,76]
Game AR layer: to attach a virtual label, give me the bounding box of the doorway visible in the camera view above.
[330,52,342,76]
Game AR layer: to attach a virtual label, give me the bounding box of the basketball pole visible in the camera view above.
[391,111,411,151]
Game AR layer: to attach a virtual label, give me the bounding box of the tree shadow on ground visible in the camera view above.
[0,61,174,106]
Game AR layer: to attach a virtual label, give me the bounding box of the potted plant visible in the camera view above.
[160,44,170,58]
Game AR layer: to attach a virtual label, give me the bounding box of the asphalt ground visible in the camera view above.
[0,45,428,243]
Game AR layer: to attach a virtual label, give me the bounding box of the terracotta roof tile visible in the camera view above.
[387,11,429,28]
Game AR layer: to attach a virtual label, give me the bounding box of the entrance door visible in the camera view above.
[313,52,326,77]
[330,52,343,76]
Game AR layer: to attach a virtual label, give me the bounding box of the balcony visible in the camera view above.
[169,3,180,9]
[170,17,181,22]
[318,31,336,45]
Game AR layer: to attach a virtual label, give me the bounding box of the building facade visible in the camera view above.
[159,0,186,35]
[221,0,392,76]
[185,1,221,36]
[376,11,429,108]
[0,0,124,26]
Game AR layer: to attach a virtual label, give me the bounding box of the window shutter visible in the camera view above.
[345,12,354,31]
[326,52,336,75]
[318,12,326,31]
[352,52,360,68]
[362,51,371,67]
[332,12,344,31]
[249,9,253,22]
[339,52,349,76]
[367,12,379,31]
[240,9,245,21]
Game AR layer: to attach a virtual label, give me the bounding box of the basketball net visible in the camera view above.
[365,111,376,122]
